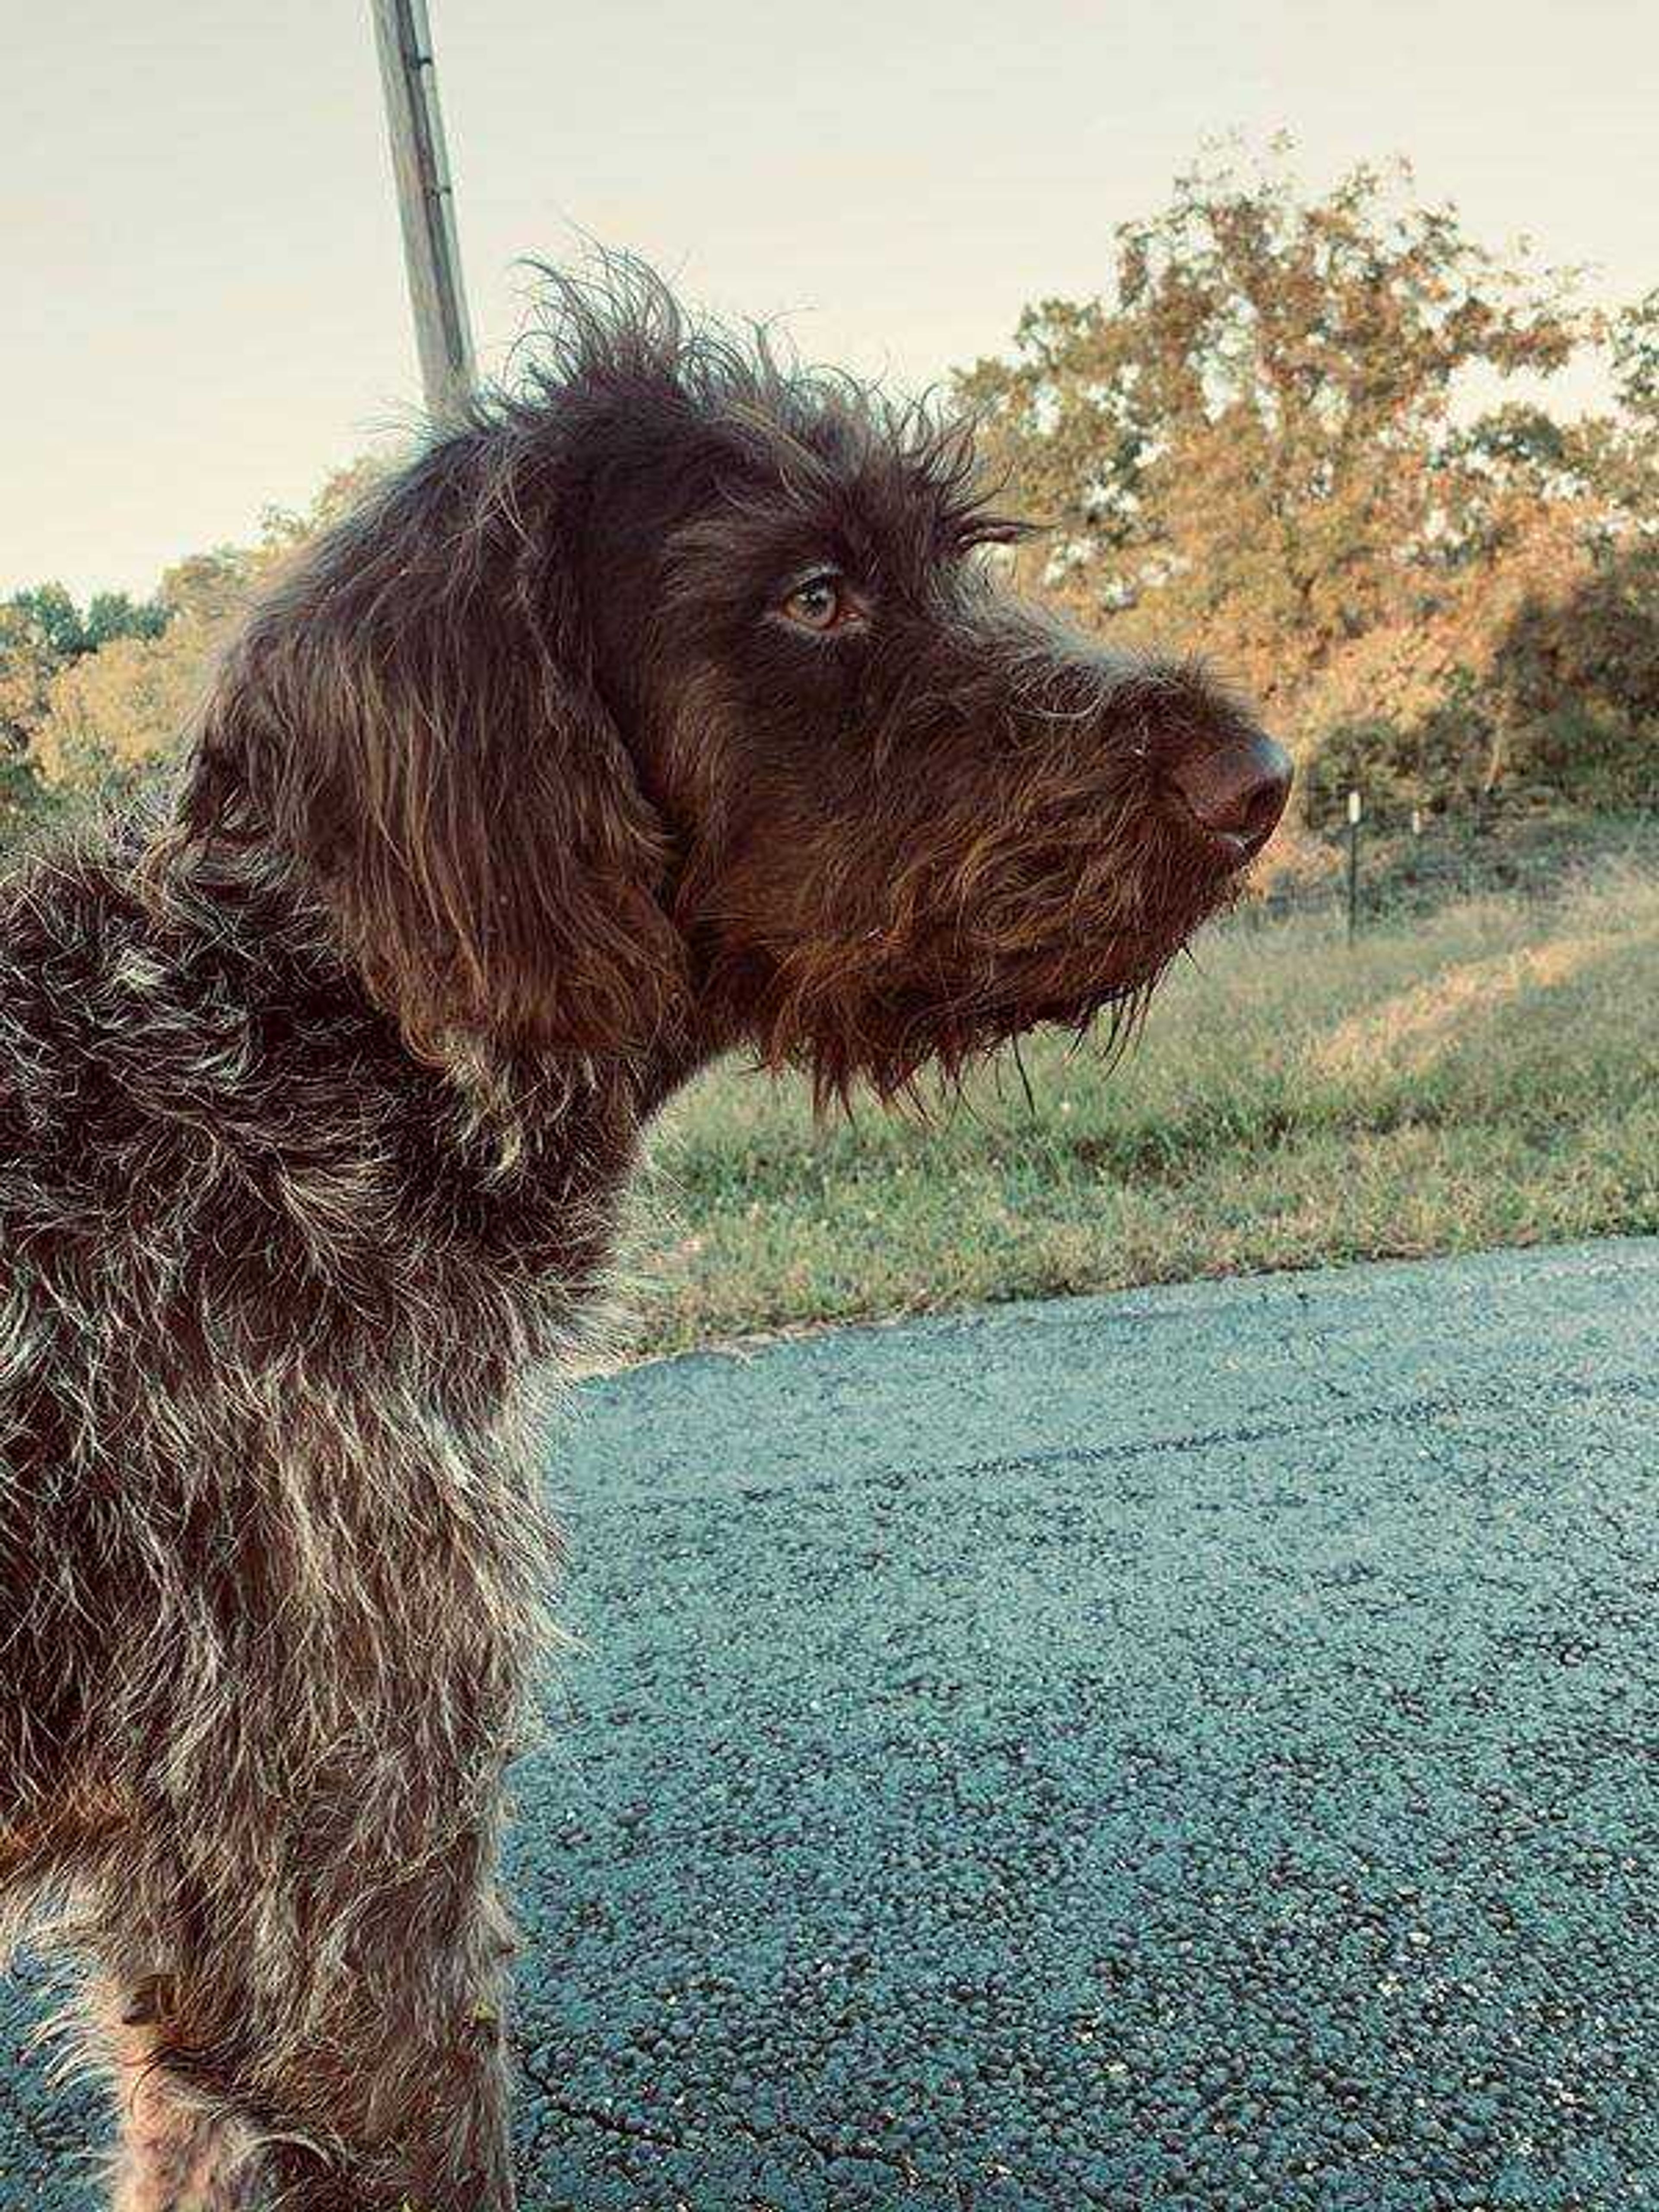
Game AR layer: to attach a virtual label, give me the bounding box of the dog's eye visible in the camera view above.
[780,573,855,632]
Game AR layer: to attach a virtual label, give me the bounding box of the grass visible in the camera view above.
[614,845,1659,1361]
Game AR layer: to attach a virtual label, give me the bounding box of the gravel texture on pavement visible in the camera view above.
[3,1236,1656,2209]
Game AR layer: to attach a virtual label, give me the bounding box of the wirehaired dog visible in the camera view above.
[0,263,1289,2209]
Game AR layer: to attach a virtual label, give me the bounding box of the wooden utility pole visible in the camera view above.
[370,0,477,422]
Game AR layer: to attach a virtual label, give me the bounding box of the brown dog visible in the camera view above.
[0,263,1288,2209]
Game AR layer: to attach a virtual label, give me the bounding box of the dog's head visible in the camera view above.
[187,261,1289,1097]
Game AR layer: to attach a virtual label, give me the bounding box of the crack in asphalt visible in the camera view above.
[685,1366,1659,1510]
[518,2053,925,2185]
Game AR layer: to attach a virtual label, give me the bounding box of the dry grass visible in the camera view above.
[614,857,1659,1360]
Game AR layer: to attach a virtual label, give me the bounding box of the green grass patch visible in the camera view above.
[614,856,1659,1360]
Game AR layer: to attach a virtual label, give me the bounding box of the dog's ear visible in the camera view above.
[183,461,686,1060]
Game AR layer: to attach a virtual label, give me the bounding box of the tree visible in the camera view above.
[2,582,167,664]
[0,604,62,754]
[960,151,1583,709]
[33,621,218,790]
[20,458,391,807]
[0,581,170,772]
[5,583,89,663]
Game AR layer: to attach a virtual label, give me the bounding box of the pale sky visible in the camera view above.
[7,0,1656,602]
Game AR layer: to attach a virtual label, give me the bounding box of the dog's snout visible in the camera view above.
[1162,729,1293,858]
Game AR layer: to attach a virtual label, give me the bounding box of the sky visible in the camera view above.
[7,0,1657,602]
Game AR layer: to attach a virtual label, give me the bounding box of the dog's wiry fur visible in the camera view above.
[0,262,1281,2208]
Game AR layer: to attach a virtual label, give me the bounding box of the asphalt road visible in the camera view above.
[3,1237,1657,2210]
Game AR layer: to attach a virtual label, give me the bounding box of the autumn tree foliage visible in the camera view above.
[960,151,1658,823]
[0,460,386,831]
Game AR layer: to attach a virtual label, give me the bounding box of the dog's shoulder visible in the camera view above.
[0,804,390,1204]
[0,805,635,1358]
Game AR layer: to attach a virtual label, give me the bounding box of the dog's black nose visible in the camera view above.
[1163,729,1293,858]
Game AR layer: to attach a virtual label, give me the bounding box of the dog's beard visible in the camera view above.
[771,887,1229,1108]
[698,769,1249,1107]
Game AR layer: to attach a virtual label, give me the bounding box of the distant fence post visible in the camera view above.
[1346,789,1363,943]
